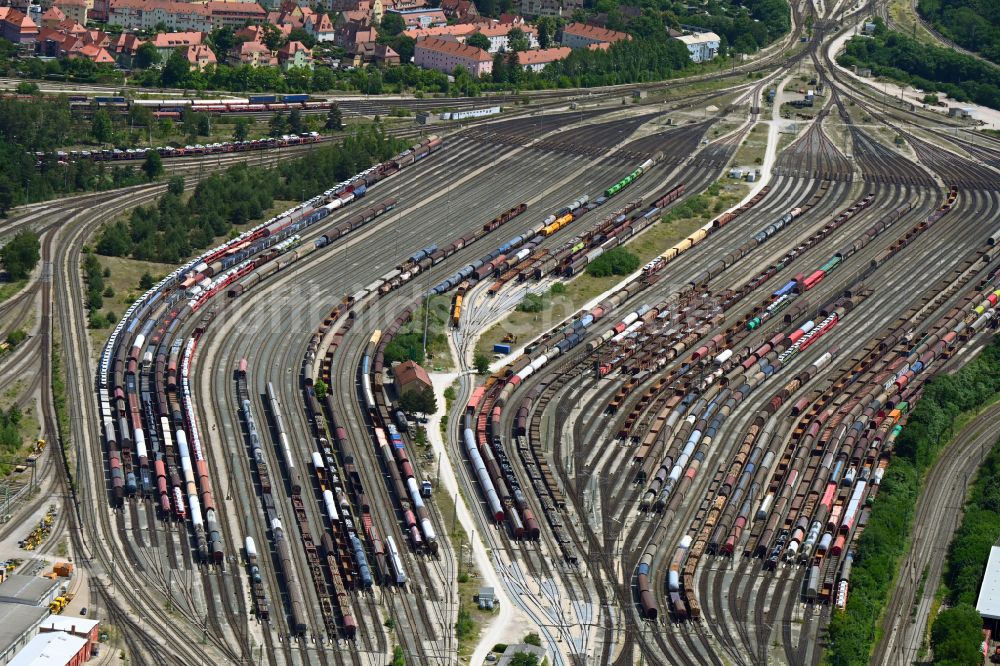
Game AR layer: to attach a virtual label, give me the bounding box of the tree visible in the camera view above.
[466,32,491,51]
[473,352,490,375]
[313,379,328,399]
[139,272,155,289]
[509,653,540,666]
[128,104,154,129]
[134,42,159,69]
[390,34,415,63]
[208,27,236,60]
[196,113,210,136]
[167,175,185,196]
[288,108,304,134]
[507,27,529,52]
[262,23,284,51]
[142,151,163,181]
[390,645,405,666]
[91,109,113,145]
[523,632,542,647]
[15,81,39,95]
[288,27,317,49]
[536,17,554,48]
[931,604,983,665]
[269,111,287,136]
[162,47,190,87]
[399,387,437,415]
[0,231,40,280]
[381,12,405,37]
[325,104,343,130]
[6,329,27,346]
[233,117,251,142]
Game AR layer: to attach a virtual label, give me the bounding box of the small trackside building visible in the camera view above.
[414,37,492,77]
[558,21,628,49]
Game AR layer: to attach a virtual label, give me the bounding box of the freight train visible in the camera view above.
[35,133,321,165]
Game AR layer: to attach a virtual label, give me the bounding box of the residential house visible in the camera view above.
[384,0,425,10]
[331,0,382,21]
[333,19,376,52]
[205,1,267,30]
[277,39,311,69]
[304,11,334,42]
[231,39,277,66]
[186,43,216,70]
[519,0,579,18]
[107,0,213,33]
[675,31,720,62]
[414,36,491,76]
[39,6,64,28]
[558,21,628,49]
[516,45,569,71]
[54,0,87,24]
[150,31,204,61]
[473,20,538,52]
[388,7,446,30]
[0,8,39,43]
[236,23,289,42]
[351,40,398,65]
[71,42,115,62]
[406,23,475,41]
[439,0,477,21]
[111,30,143,65]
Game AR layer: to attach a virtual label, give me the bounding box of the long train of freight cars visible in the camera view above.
[627,188,964,621]
[96,137,443,572]
[464,182,821,549]
[34,132,322,165]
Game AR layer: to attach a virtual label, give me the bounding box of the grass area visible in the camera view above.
[395,295,455,371]
[888,0,938,45]
[51,337,73,493]
[732,122,769,167]
[0,280,26,305]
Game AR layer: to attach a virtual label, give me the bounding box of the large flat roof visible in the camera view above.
[978,545,1000,619]
[8,631,87,665]
[38,615,98,635]
[0,576,60,605]
[0,602,49,649]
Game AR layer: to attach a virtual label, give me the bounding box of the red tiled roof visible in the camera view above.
[517,46,570,65]
[415,36,490,61]
[561,21,628,43]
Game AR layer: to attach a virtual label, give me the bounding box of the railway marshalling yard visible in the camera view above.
[6,3,1000,666]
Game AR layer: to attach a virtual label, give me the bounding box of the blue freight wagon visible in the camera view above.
[282,94,309,103]
[493,344,512,354]
[249,95,277,103]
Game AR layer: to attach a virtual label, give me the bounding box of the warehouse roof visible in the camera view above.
[978,543,1000,619]
[8,631,87,666]
[38,615,99,636]
[0,576,60,606]
[0,602,48,651]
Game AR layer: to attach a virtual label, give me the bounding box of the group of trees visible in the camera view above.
[95,126,403,263]
[586,247,640,277]
[0,231,40,281]
[0,405,26,472]
[917,0,1000,66]
[82,251,115,328]
[838,17,1000,109]
[826,338,1000,664]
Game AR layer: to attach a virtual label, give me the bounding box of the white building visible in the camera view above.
[676,31,720,63]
